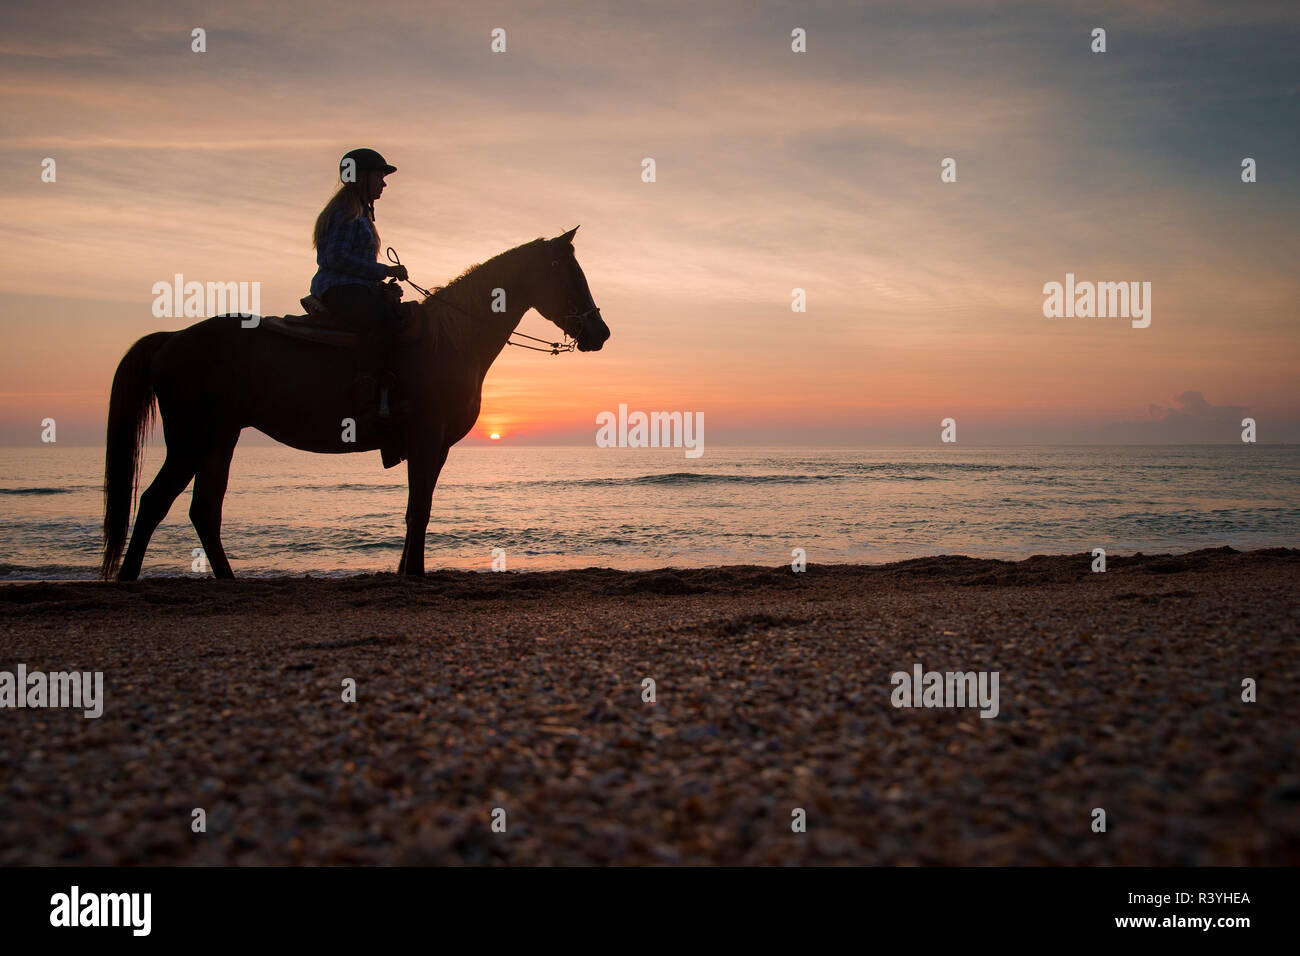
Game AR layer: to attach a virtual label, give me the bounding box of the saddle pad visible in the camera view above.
[259,304,424,349]
[261,313,361,348]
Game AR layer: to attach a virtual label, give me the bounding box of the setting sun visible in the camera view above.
[489,433,501,440]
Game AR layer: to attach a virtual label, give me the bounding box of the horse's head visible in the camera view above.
[533,227,609,352]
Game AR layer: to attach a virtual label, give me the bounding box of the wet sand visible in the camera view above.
[1,547,1297,865]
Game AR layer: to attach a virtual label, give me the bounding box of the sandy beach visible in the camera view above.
[1,547,1297,865]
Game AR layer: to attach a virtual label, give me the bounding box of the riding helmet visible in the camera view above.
[339,148,397,181]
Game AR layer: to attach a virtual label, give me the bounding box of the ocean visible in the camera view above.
[1,444,1297,579]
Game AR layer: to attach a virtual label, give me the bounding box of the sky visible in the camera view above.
[0,0,1297,445]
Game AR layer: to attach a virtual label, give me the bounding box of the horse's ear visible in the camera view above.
[559,226,579,243]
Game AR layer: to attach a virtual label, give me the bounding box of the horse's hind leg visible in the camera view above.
[190,431,240,579]
[118,452,196,581]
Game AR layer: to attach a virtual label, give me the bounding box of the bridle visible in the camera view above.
[385,246,596,355]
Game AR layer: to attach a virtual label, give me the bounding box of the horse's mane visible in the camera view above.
[424,237,546,302]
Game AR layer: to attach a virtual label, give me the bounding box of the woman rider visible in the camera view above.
[311,147,408,421]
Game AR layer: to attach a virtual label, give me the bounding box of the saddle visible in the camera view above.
[261,296,424,348]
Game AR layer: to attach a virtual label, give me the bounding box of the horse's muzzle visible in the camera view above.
[577,312,610,351]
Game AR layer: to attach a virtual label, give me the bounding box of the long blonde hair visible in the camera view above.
[312,182,378,250]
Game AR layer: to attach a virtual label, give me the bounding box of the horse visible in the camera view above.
[100,227,608,580]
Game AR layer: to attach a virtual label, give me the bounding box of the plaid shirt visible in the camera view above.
[310,211,389,296]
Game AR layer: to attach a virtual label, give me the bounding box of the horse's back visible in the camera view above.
[150,315,349,422]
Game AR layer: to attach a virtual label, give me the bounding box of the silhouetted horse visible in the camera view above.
[101,228,608,579]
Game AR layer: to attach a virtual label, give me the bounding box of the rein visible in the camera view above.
[385,247,577,356]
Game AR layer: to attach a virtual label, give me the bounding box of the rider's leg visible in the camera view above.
[321,283,389,419]
[374,310,400,418]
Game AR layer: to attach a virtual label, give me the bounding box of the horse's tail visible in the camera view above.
[101,331,172,580]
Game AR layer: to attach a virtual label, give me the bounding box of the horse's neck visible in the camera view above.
[427,247,534,372]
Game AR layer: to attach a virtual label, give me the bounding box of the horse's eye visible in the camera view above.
[551,260,559,267]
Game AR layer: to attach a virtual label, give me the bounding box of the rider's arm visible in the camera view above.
[318,215,391,281]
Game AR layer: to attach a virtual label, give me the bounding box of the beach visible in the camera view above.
[1,546,1297,865]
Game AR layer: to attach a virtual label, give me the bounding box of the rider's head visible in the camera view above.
[312,149,397,250]
[339,148,396,205]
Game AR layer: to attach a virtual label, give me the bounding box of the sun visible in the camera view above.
[489,432,501,441]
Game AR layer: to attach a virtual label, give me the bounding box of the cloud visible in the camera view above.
[1150,391,1247,425]
[1104,391,1251,443]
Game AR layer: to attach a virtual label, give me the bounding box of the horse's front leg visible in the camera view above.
[400,443,449,577]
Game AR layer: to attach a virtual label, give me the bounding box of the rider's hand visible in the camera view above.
[388,265,409,281]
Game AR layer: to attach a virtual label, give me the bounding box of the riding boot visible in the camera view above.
[373,366,390,419]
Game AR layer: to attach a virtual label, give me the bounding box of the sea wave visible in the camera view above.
[262,471,947,493]
[563,472,849,487]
